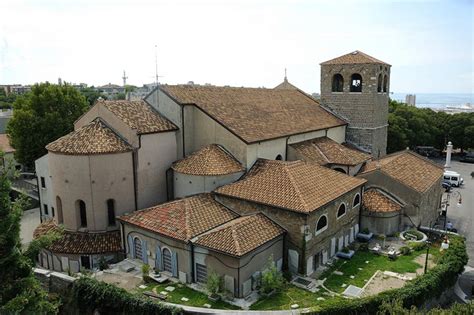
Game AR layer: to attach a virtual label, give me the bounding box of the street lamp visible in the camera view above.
[424,240,431,274]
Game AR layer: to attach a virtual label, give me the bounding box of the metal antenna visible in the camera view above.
[122,70,128,86]
[284,68,287,82]
[155,45,159,86]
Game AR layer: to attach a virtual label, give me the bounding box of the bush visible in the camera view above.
[98,256,109,271]
[261,255,285,294]
[361,228,370,234]
[206,270,222,296]
[409,241,427,251]
[399,246,411,256]
[341,247,350,254]
[72,277,180,314]
[142,264,151,283]
[24,227,63,263]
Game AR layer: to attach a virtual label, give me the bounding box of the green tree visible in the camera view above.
[6,83,89,167]
[0,89,17,109]
[78,86,107,106]
[0,151,58,313]
[261,255,285,294]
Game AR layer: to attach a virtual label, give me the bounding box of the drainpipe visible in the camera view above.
[190,243,195,283]
[35,172,43,223]
[285,136,290,160]
[181,105,186,158]
[132,150,138,211]
[120,222,126,257]
[358,185,364,228]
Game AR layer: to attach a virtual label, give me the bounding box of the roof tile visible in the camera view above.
[216,159,366,213]
[320,50,390,65]
[161,85,346,143]
[172,144,245,176]
[194,213,285,257]
[360,150,443,193]
[362,189,402,213]
[46,119,132,155]
[101,100,177,134]
[118,194,238,241]
[33,220,122,254]
[291,137,370,166]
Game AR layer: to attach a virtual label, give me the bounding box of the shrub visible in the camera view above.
[261,255,285,294]
[72,277,180,314]
[98,256,109,271]
[24,227,63,263]
[206,270,222,296]
[341,247,350,254]
[361,228,370,234]
[399,246,411,256]
[409,241,427,251]
[142,264,151,283]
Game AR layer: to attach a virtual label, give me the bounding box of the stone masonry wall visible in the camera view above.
[320,62,390,156]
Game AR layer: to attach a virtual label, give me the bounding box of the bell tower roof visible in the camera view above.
[320,50,390,66]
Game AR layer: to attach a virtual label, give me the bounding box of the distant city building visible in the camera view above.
[405,94,416,106]
[1,84,31,95]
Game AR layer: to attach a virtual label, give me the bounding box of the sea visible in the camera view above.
[391,93,473,109]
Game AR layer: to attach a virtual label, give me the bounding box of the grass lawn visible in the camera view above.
[250,284,336,311]
[136,282,240,310]
[322,245,443,293]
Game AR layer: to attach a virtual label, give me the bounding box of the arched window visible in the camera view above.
[107,199,116,226]
[275,154,283,160]
[162,248,172,273]
[353,193,361,208]
[134,237,143,260]
[337,203,346,218]
[377,74,382,92]
[315,215,328,235]
[383,75,388,92]
[56,196,63,224]
[350,74,362,92]
[332,74,344,92]
[77,200,87,228]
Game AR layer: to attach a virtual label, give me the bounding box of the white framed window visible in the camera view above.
[315,215,328,236]
[352,193,361,208]
[337,203,347,219]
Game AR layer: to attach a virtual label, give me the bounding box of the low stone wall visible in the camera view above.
[33,267,76,294]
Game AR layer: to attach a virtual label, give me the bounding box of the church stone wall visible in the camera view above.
[320,62,390,156]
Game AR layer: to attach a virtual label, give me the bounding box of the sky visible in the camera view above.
[0,0,473,94]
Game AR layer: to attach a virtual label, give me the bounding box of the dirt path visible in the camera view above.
[361,271,406,297]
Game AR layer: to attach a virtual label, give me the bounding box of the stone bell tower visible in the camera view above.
[320,50,391,157]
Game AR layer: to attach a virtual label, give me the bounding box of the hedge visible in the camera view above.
[71,277,182,315]
[311,236,468,314]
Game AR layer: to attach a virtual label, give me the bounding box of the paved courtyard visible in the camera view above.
[20,207,40,246]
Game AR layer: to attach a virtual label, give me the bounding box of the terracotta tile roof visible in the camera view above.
[33,220,122,254]
[360,150,444,193]
[362,189,402,213]
[118,193,238,242]
[160,85,346,143]
[101,100,178,134]
[193,213,285,257]
[46,119,132,155]
[274,78,299,90]
[215,159,366,213]
[172,144,245,176]
[290,137,371,166]
[320,50,390,66]
[0,134,14,153]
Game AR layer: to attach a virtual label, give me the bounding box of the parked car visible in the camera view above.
[460,152,474,164]
[442,182,452,192]
[443,171,463,187]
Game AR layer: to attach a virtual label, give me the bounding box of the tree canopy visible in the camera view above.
[0,151,58,313]
[387,99,474,154]
[0,89,17,109]
[6,83,89,167]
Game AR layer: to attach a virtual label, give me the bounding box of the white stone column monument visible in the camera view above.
[444,141,453,168]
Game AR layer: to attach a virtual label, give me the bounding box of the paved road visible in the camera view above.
[20,207,40,246]
[444,160,474,267]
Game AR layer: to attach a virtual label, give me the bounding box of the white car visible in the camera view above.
[443,171,464,187]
